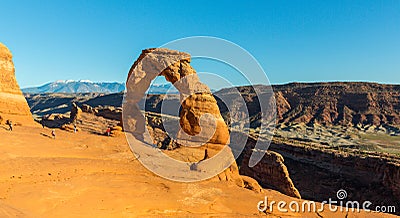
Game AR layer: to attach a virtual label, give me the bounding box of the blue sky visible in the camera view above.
[1,0,399,89]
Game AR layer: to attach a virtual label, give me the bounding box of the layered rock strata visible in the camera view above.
[0,42,34,125]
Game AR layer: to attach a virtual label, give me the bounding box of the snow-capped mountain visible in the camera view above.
[22,80,125,94]
[22,80,178,94]
[146,83,178,94]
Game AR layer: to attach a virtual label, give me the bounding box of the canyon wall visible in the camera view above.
[216,82,400,127]
[237,135,301,198]
[268,139,400,214]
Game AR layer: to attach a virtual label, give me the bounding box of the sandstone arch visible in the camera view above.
[123,48,244,184]
[123,48,229,146]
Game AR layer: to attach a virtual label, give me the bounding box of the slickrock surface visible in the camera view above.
[24,82,400,216]
[0,125,393,217]
[0,43,34,125]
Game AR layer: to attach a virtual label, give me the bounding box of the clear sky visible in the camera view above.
[1,0,399,89]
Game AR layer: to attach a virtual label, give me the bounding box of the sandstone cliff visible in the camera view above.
[216,82,400,127]
[269,137,400,215]
[0,42,34,126]
[235,133,301,198]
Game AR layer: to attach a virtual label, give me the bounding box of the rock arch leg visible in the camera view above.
[124,48,229,146]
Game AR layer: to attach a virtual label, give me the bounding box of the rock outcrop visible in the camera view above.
[240,150,301,198]
[241,175,264,193]
[42,103,82,128]
[81,104,98,114]
[70,102,82,123]
[124,48,241,184]
[41,113,70,128]
[0,42,34,125]
[238,135,301,198]
[124,48,229,145]
[95,106,122,121]
[268,139,400,215]
[41,103,121,136]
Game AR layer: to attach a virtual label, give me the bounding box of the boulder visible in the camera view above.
[110,125,123,137]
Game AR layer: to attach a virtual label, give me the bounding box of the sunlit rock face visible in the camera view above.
[0,42,34,125]
[123,48,240,185]
[124,48,229,145]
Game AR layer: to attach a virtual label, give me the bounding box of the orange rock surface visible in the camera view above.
[0,125,395,217]
[125,48,229,145]
[0,42,34,126]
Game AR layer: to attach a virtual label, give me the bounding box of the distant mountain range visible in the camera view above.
[22,80,177,94]
[25,82,400,128]
[22,80,125,93]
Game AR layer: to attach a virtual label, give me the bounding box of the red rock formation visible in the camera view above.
[275,82,400,126]
[124,48,241,184]
[70,102,82,123]
[238,135,301,198]
[268,139,400,214]
[125,48,229,145]
[0,42,34,125]
[216,82,400,127]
